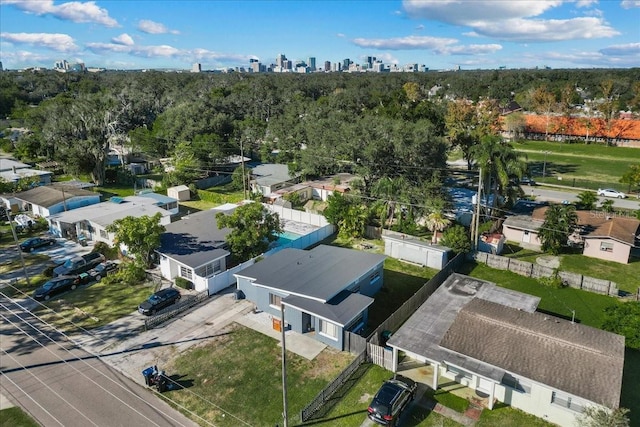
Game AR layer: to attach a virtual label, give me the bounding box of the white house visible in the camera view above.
[48,195,172,245]
[386,273,625,427]
[0,158,53,185]
[13,184,101,217]
[250,163,298,196]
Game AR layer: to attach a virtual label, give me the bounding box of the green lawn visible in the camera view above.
[94,184,135,199]
[163,324,355,427]
[513,140,640,191]
[0,407,39,427]
[36,278,155,330]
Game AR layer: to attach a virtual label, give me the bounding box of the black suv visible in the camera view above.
[368,376,417,426]
[138,288,181,316]
[32,276,81,301]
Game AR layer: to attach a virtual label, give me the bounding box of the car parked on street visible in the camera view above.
[519,177,537,186]
[138,288,181,316]
[597,188,627,199]
[367,376,417,426]
[19,236,57,252]
[32,276,82,301]
[87,261,119,281]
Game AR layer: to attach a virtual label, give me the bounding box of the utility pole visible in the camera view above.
[280,303,288,427]
[472,168,483,252]
[240,139,248,200]
[6,209,30,286]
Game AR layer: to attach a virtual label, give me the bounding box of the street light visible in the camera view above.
[542,151,551,178]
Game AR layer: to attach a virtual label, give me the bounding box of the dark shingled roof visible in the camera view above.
[157,207,233,268]
[283,290,373,326]
[14,185,98,208]
[235,245,386,302]
[440,298,625,408]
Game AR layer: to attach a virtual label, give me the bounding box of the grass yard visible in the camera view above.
[36,278,156,331]
[0,253,49,274]
[94,184,135,199]
[1,273,49,298]
[513,140,640,191]
[163,323,354,427]
[476,404,556,427]
[0,407,39,427]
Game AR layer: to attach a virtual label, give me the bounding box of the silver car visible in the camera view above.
[597,188,627,199]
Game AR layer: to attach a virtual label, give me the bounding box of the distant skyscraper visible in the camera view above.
[308,57,316,72]
[191,63,201,73]
[0,61,3,71]
[342,58,351,70]
[276,53,286,68]
[324,61,331,72]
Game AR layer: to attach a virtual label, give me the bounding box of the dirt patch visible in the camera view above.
[535,255,560,269]
[359,392,372,403]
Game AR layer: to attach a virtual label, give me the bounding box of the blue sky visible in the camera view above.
[1,0,639,71]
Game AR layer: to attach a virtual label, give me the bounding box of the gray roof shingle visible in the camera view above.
[440,298,625,408]
[283,290,373,326]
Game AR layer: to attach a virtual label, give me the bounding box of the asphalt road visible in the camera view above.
[526,186,640,211]
[0,296,199,427]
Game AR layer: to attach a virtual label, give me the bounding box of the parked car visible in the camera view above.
[519,177,537,186]
[87,261,119,281]
[138,288,181,316]
[597,188,627,199]
[53,252,106,276]
[32,276,81,301]
[367,376,417,426]
[19,236,56,252]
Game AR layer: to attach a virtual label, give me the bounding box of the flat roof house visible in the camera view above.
[235,245,386,351]
[250,163,298,196]
[387,273,625,427]
[0,158,53,185]
[13,184,100,217]
[48,196,172,245]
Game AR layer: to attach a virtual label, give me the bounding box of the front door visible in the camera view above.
[522,230,531,243]
[302,312,314,333]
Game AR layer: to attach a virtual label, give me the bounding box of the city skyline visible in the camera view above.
[0,0,639,71]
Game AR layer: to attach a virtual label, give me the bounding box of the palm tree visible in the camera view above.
[539,204,579,255]
[470,135,527,214]
[371,176,410,228]
[425,212,451,244]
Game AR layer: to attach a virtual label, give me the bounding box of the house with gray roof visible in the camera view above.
[13,184,100,217]
[156,205,236,294]
[250,163,298,196]
[0,158,52,185]
[234,245,386,350]
[48,195,172,245]
[386,273,625,427]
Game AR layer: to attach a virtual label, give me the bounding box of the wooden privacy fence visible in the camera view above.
[473,252,619,296]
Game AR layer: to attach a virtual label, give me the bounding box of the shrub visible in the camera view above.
[92,241,119,259]
[538,274,566,289]
[42,265,54,278]
[175,276,193,290]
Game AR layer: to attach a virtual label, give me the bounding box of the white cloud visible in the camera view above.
[0,49,51,64]
[415,24,425,31]
[472,17,619,42]
[137,19,180,35]
[2,0,118,27]
[575,0,598,7]
[85,41,252,64]
[436,44,503,55]
[0,32,78,52]
[620,0,640,8]
[599,42,640,55]
[336,33,346,38]
[111,33,134,46]
[352,35,458,50]
[402,0,618,42]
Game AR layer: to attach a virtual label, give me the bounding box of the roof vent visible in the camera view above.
[110,196,124,204]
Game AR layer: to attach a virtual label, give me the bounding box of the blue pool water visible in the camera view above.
[276,231,302,245]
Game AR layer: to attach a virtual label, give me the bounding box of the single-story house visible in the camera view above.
[156,204,236,293]
[387,273,625,427]
[503,207,640,263]
[234,245,386,350]
[13,184,101,217]
[0,158,53,186]
[250,163,298,196]
[48,195,172,245]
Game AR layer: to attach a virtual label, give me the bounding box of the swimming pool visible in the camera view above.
[276,231,303,245]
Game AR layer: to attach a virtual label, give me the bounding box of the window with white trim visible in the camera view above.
[179,265,193,281]
[269,293,282,308]
[600,242,614,252]
[319,319,338,340]
[100,229,108,239]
